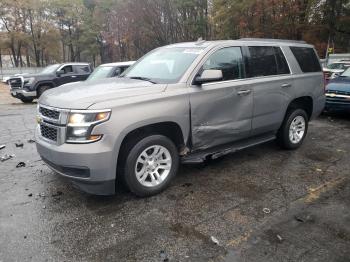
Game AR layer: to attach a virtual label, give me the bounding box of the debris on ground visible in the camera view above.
[16,162,26,168]
[15,142,24,148]
[210,236,220,245]
[160,250,169,261]
[28,193,33,197]
[51,191,63,197]
[294,213,315,223]
[27,139,35,143]
[336,149,346,153]
[316,168,323,172]
[0,145,5,150]
[263,208,271,214]
[276,234,283,242]
[1,154,15,162]
[42,205,46,209]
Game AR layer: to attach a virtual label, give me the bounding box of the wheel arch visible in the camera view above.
[115,120,186,176]
[286,96,313,121]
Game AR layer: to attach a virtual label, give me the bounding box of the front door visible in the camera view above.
[56,65,78,86]
[189,46,253,151]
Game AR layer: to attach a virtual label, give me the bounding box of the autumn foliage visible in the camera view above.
[0,0,349,67]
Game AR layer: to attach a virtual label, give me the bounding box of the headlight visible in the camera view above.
[66,110,111,143]
[23,77,35,85]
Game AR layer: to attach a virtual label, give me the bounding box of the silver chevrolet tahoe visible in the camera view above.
[36,39,325,196]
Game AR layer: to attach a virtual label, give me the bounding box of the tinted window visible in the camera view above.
[202,47,244,81]
[247,46,278,77]
[290,47,321,72]
[274,47,290,74]
[61,65,73,74]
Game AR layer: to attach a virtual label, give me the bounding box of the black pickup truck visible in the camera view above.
[9,63,92,103]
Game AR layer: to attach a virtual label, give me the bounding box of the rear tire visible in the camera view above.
[121,135,179,197]
[277,108,308,150]
[20,97,34,103]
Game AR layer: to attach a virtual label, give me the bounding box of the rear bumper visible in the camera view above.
[311,95,326,120]
[35,125,117,195]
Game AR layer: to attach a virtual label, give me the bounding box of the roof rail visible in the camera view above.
[239,38,307,44]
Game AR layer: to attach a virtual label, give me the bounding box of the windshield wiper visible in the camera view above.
[128,76,157,84]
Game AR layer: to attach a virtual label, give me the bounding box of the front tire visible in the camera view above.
[122,135,179,197]
[20,97,34,103]
[37,85,50,98]
[277,108,308,150]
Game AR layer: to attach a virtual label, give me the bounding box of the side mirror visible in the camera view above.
[56,70,65,77]
[194,69,223,85]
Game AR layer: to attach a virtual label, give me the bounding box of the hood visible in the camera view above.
[39,77,166,109]
[10,73,53,79]
[326,77,350,92]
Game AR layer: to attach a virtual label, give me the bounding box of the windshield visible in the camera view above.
[41,64,60,74]
[340,68,350,77]
[87,66,114,81]
[122,47,204,84]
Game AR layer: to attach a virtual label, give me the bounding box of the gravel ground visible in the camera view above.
[0,83,349,262]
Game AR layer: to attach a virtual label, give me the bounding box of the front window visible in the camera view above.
[41,64,60,74]
[87,66,114,81]
[202,47,245,81]
[123,47,204,84]
[328,63,343,69]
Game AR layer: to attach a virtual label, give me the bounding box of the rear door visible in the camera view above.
[189,46,253,151]
[73,64,91,81]
[246,46,294,135]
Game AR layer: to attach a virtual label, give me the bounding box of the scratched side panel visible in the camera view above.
[189,80,253,151]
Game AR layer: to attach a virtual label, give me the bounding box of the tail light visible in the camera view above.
[323,72,327,93]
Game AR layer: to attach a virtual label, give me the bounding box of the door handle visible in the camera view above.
[71,75,77,78]
[237,90,252,96]
[281,83,291,88]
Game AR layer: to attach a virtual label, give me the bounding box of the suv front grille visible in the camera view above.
[39,106,60,120]
[327,90,350,96]
[40,123,58,142]
[9,77,22,89]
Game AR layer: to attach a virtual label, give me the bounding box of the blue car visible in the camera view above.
[325,67,350,112]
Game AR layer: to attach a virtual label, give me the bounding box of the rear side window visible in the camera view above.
[290,47,321,72]
[202,47,245,81]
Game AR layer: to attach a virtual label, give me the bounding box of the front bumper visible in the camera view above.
[325,94,350,111]
[35,125,117,195]
[11,89,37,99]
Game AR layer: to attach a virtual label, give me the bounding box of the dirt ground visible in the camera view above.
[0,83,349,262]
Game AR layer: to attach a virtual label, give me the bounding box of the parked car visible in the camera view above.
[87,61,135,81]
[323,61,350,80]
[9,62,92,103]
[325,67,350,112]
[35,39,325,196]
